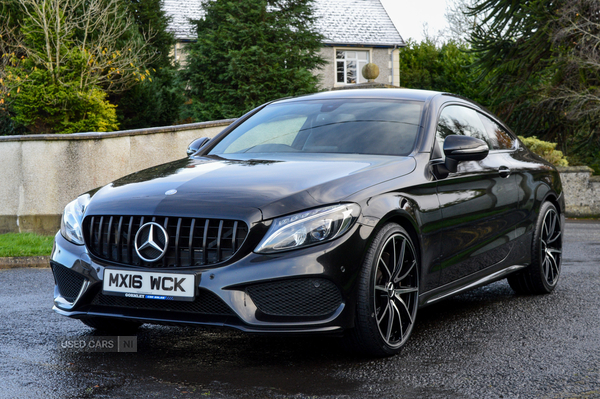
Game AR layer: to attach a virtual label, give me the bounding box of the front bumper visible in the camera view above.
[51,223,370,333]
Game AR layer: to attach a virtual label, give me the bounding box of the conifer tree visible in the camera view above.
[113,0,183,130]
[180,0,325,122]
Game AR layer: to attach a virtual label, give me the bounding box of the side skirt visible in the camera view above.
[419,264,527,307]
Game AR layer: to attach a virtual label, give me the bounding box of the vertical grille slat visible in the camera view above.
[202,219,210,265]
[83,215,248,269]
[175,218,182,267]
[106,216,114,261]
[189,219,196,266]
[126,216,134,264]
[98,216,104,257]
[232,221,238,252]
[216,220,223,263]
[89,216,95,253]
[162,217,169,268]
[134,217,144,266]
[115,216,123,263]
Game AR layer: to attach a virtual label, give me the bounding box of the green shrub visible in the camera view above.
[0,0,160,134]
[518,136,569,166]
[114,66,184,130]
[399,39,489,106]
[6,64,118,134]
[589,151,600,175]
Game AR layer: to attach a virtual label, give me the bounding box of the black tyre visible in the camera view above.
[345,223,419,357]
[508,201,562,294]
[80,317,143,333]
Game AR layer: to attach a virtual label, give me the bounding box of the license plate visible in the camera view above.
[103,269,196,301]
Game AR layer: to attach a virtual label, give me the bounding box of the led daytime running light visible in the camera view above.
[255,204,360,253]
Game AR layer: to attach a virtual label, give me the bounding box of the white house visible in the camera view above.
[162,0,405,89]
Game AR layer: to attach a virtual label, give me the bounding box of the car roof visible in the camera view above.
[273,88,443,104]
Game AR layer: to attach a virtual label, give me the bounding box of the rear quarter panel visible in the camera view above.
[508,143,564,265]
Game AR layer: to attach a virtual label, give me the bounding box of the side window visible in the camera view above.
[478,113,516,150]
[435,105,490,158]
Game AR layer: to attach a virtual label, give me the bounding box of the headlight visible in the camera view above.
[60,194,91,245]
[255,203,360,253]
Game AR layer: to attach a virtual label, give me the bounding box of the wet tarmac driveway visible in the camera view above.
[1,220,599,399]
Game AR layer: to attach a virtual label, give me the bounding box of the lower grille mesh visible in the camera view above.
[92,290,234,316]
[246,278,342,317]
[52,263,86,302]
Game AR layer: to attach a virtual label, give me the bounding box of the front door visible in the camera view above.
[434,105,520,286]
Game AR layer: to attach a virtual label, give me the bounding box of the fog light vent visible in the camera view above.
[246,278,342,317]
[51,262,86,302]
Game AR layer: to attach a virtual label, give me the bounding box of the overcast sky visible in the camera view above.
[380,0,450,42]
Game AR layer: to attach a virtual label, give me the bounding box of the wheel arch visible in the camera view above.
[530,166,564,217]
[531,179,563,215]
[534,186,563,220]
[544,192,562,216]
[380,214,421,256]
[365,209,423,274]
[360,193,425,272]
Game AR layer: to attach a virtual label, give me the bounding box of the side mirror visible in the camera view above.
[187,137,210,156]
[442,135,489,173]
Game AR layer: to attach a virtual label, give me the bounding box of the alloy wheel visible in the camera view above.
[373,232,419,348]
[540,208,562,287]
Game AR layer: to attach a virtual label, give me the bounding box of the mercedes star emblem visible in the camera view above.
[134,222,169,262]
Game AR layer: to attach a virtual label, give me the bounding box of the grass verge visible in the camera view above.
[0,233,54,257]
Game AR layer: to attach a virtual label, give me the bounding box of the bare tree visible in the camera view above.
[445,0,478,43]
[421,22,445,46]
[444,0,496,43]
[547,0,600,121]
[15,0,156,94]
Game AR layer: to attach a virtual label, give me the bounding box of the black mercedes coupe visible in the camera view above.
[52,89,564,356]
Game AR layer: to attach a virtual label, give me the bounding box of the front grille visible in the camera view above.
[246,278,342,317]
[92,289,234,315]
[83,215,248,268]
[52,263,86,302]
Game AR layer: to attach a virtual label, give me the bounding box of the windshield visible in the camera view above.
[208,99,423,156]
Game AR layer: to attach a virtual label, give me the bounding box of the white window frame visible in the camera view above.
[334,47,372,86]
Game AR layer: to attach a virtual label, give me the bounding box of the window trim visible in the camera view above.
[430,102,518,160]
[476,111,518,152]
[333,47,373,87]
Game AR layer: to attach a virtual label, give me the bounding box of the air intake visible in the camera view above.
[83,216,248,268]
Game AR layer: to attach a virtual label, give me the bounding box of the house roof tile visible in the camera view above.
[314,0,404,47]
[163,0,404,47]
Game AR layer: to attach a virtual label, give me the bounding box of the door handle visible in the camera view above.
[499,166,511,178]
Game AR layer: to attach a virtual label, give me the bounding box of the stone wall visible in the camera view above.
[557,166,600,217]
[0,120,234,235]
